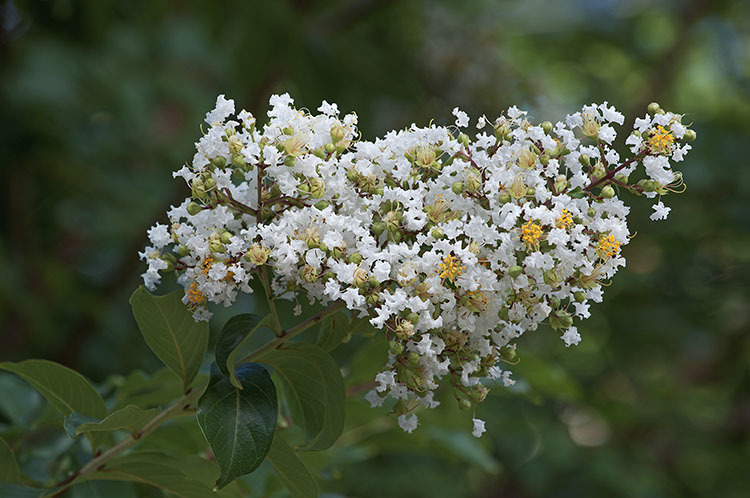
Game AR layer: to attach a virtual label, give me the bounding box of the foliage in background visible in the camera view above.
[1,0,748,497]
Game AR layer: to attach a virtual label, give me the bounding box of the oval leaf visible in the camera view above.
[197,363,277,488]
[76,405,160,437]
[0,360,106,420]
[268,437,318,498]
[85,459,214,498]
[216,313,274,387]
[130,287,209,390]
[316,312,350,352]
[259,343,344,450]
[0,437,21,484]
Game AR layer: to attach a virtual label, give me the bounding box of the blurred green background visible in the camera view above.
[1,0,749,496]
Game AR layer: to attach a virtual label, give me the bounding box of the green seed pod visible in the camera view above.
[459,399,472,411]
[209,239,225,254]
[186,201,202,216]
[601,185,615,199]
[508,265,523,278]
[348,252,363,264]
[500,346,517,362]
[324,142,335,154]
[587,207,596,217]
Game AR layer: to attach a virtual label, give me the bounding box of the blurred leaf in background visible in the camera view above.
[1,0,748,497]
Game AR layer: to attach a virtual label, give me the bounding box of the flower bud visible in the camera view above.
[313,147,326,159]
[541,121,553,134]
[647,102,661,115]
[431,227,445,239]
[526,187,535,197]
[539,154,550,166]
[574,291,586,303]
[283,155,296,167]
[500,346,517,362]
[212,156,227,168]
[209,239,225,254]
[591,163,606,180]
[407,351,420,367]
[348,252,363,265]
[601,185,615,199]
[498,192,511,204]
[353,267,368,289]
[177,245,190,257]
[204,177,217,191]
[346,169,358,182]
[459,399,472,411]
[324,142,335,154]
[587,207,596,217]
[458,133,470,146]
[389,341,404,355]
[452,181,465,195]
[579,153,591,167]
[330,123,346,143]
[510,175,526,200]
[302,264,318,283]
[508,265,523,278]
[554,175,567,193]
[366,292,380,306]
[470,384,488,403]
[683,129,696,142]
[220,231,232,244]
[186,201,202,216]
[518,147,537,170]
[308,178,325,199]
[614,173,628,184]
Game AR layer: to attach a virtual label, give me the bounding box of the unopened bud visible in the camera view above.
[209,239,225,254]
[431,227,445,239]
[601,185,615,199]
[348,252,363,264]
[541,121,553,134]
[683,129,696,142]
[579,154,591,167]
[212,156,227,168]
[407,351,420,367]
[324,142,335,154]
[574,291,586,303]
[647,102,661,115]
[458,133,470,146]
[508,265,523,278]
[330,123,346,143]
[220,232,232,244]
[452,181,465,195]
[186,202,202,216]
[389,341,403,355]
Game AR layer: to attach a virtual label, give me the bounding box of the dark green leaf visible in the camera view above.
[0,483,42,498]
[316,312,350,352]
[129,287,209,390]
[84,459,214,498]
[112,369,184,409]
[0,374,43,426]
[0,360,106,420]
[0,436,21,484]
[267,437,318,498]
[215,313,274,387]
[76,405,160,437]
[63,412,99,439]
[197,363,277,488]
[69,480,135,498]
[259,343,345,450]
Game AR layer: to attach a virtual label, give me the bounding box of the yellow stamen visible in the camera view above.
[556,209,574,229]
[596,234,621,260]
[437,254,466,281]
[201,256,214,276]
[648,125,675,155]
[520,220,543,250]
[186,281,206,306]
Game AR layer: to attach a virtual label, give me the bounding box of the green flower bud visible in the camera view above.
[592,163,606,180]
[587,207,596,217]
[330,123,346,143]
[322,270,335,282]
[308,178,325,199]
[353,267,368,289]
[553,175,567,193]
[209,239,225,254]
[508,265,523,278]
[574,291,586,303]
[283,155,296,167]
[389,341,404,355]
[186,201,202,216]
[526,187,536,197]
[212,156,227,168]
[220,231,232,244]
[497,307,509,321]
[498,192,511,204]
[314,200,330,210]
[366,292,380,306]
[232,155,245,168]
[431,227,445,239]
[683,129,696,142]
[459,399,472,411]
[177,245,190,257]
[579,153,591,167]
[539,154,550,166]
[601,185,615,199]
[541,121,553,134]
[614,173,628,184]
[204,177,217,191]
[313,147,326,159]
[452,181,465,195]
[324,142,335,154]
[407,351,420,367]
[348,252,363,264]
[458,133,470,146]
[408,312,420,324]
[647,102,661,115]
[500,346,517,362]
[470,384,488,403]
[371,221,386,236]
[346,169,358,182]
[392,400,409,416]
[367,276,381,288]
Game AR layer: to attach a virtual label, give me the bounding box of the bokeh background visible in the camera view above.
[1,0,749,496]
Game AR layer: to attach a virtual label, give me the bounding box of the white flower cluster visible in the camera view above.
[140,94,694,436]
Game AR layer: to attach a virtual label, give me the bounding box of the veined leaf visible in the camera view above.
[129,287,208,391]
[0,360,106,420]
[259,343,344,450]
[84,459,214,498]
[215,313,274,388]
[267,437,318,498]
[0,483,43,498]
[0,437,21,484]
[76,405,160,437]
[316,312,350,352]
[197,363,277,488]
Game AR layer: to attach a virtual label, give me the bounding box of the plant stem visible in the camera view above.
[50,385,206,496]
[258,266,283,335]
[239,301,346,362]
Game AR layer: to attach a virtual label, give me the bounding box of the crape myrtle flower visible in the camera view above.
[140,95,695,437]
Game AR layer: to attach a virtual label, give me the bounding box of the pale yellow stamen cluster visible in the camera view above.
[648,125,675,155]
[186,281,206,305]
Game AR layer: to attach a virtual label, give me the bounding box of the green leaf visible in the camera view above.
[259,343,345,450]
[112,369,184,409]
[84,459,214,498]
[267,437,318,498]
[316,312,350,352]
[197,363,277,488]
[0,436,21,484]
[69,480,135,498]
[215,313,274,387]
[0,360,106,420]
[129,287,209,390]
[0,483,42,498]
[76,405,160,437]
[63,412,100,439]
